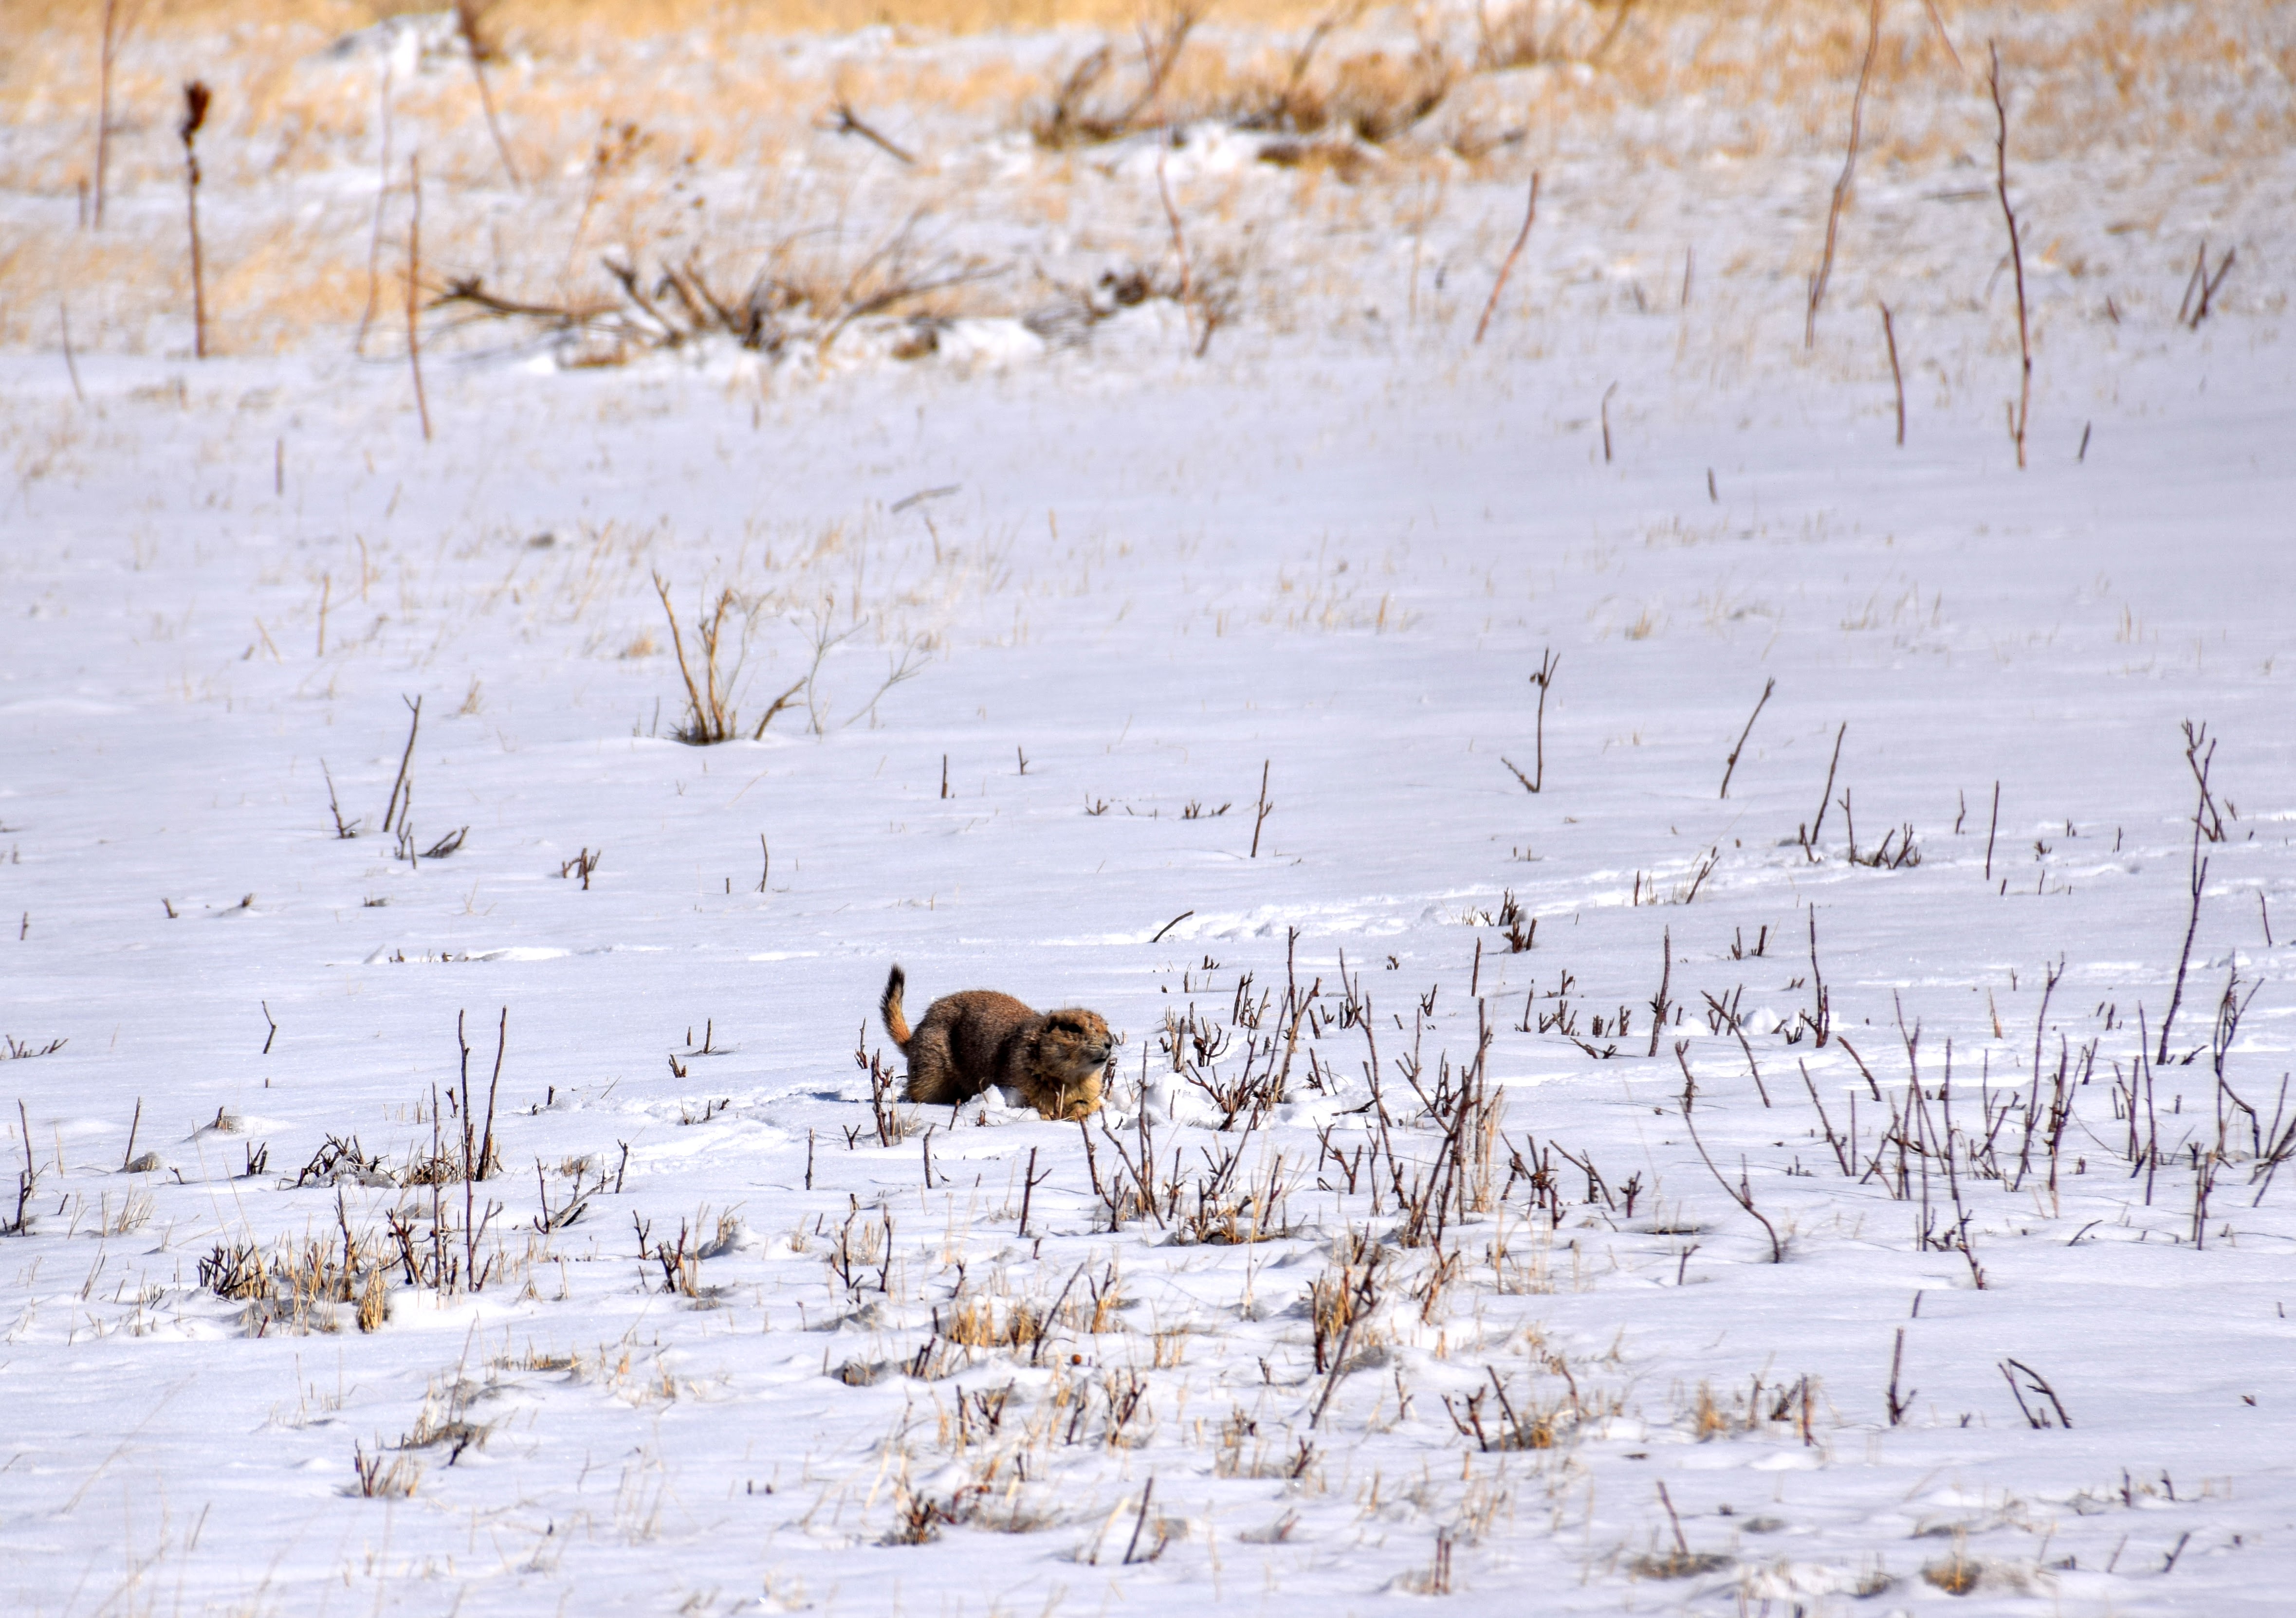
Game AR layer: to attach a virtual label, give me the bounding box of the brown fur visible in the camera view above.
[880,964,1110,1121]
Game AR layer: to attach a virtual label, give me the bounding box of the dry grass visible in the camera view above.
[1,0,2288,353]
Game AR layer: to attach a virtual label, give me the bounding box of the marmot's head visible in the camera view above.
[1035,1009,1115,1083]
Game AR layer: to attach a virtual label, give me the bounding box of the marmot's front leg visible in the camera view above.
[1022,1070,1102,1121]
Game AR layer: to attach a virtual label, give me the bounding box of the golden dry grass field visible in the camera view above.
[1,0,2287,363]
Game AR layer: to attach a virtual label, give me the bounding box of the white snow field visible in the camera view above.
[3,1,2295,1613]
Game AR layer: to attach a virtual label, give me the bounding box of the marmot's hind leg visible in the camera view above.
[900,1026,970,1107]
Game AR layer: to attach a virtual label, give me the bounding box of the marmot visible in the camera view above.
[880,965,1111,1120]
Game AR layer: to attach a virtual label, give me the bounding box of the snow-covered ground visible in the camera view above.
[3,3,2296,1613]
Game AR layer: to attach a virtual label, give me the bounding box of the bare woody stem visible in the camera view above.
[356,61,395,356]
[1806,0,1881,346]
[1156,152,1194,349]
[1474,172,1540,345]
[180,81,210,359]
[1880,302,1905,445]
[1531,648,1556,789]
[1646,927,1670,1058]
[1988,42,2031,470]
[1676,1042,1785,1262]
[1801,722,1845,861]
[94,0,126,229]
[1718,676,1774,800]
[405,154,432,441]
[455,0,522,189]
[651,573,710,742]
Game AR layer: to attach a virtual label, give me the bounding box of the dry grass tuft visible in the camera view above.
[1921,1554,1982,1595]
[350,1440,421,1498]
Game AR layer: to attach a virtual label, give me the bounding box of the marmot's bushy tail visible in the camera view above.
[881,965,913,1050]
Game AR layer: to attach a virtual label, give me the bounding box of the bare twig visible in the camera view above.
[1805,909,1831,1047]
[58,303,85,403]
[453,0,520,188]
[1718,677,1775,799]
[356,61,394,354]
[405,154,432,440]
[819,98,916,164]
[381,695,421,833]
[1646,928,1670,1058]
[1984,779,2000,883]
[2178,241,2236,330]
[92,0,140,230]
[1802,723,1846,860]
[1806,0,1882,345]
[2159,840,2209,1066]
[1121,1477,1157,1564]
[180,83,210,359]
[1999,1356,2071,1428]
[1885,1327,1914,1425]
[1880,302,1905,444]
[1676,1043,1784,1261]
[1920,0,1965,74]
[1473,173,1540,345]
[1988,43,2031,469]
[1501,650,1560,794]
[1587,0,1640,64]
[1655,1481,1690,1559]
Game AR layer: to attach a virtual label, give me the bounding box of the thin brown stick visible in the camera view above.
[820,99,916,164]
[2183,243,2235,330]
[455,0,521,189]
[1250,761,1273,858]
[1885,1326,1914,1424]
[1988,43,2030,470]
[1803,723,1845,860]
[1529,648,1556,790]
[405,154,432,441]
[1921,0,1965,75]
[1880,301,1905,444]
[356,60,395,355]
[1646,928,1670,1058]
[59,303,85,404]
[652,573,711,742]
[1655,1481,1691,1559]
[1586,0,1639,64]
[382,694,421,833]
[1473,172,1539,345]
[1806,0,1882,346]
[1157,157,1192,302]
[93,0,133,230]
[180,83,210,360]
[1676,1042,1784,1262]
[1718,677,1774,800]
